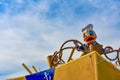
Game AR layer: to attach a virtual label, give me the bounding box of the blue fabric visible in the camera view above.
[76,41,101,51]
[92,41,99,45]
[76,44,89,51]
[26,68,55,80]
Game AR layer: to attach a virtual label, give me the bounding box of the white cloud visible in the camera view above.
[0,12,75,80]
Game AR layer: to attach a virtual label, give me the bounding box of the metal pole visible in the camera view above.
[67,48,75,62]
[32,66,38,73]
[22,63,32,74]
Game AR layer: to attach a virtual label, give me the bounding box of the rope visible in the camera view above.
[103,46,120,66]
[50,39,85,67]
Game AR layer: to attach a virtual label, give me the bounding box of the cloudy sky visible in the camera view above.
[0,0,120,79]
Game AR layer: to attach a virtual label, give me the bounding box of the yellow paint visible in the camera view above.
[54,51,120,80]
[6,76,26,80]
[54,51,96,80]
[95,51,120,80]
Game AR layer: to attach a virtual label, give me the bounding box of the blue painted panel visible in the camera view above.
[26,68,54,80]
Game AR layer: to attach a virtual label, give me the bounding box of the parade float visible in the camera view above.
[7,24,120,80]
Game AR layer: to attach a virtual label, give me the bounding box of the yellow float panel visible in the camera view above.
[95,51,120,80]
[54,51,120,80]
[7,76,26,80]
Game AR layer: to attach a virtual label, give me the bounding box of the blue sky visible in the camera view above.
[0,0,120,79]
